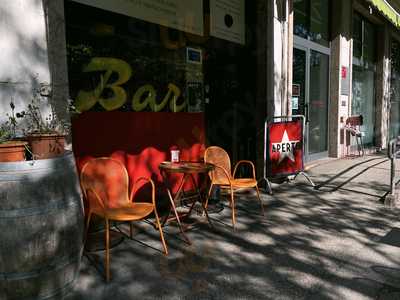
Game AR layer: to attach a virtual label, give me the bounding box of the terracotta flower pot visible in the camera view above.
[0,141,28,162]
[27,133,65,159]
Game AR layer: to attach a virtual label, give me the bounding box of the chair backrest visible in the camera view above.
[346,115,363,127]
[204,146,232,184]
[80,157,130,209]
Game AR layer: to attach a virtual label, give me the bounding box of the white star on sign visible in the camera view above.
[272,130,299,164]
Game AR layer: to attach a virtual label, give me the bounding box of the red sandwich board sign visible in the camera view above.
[266,119,304,177]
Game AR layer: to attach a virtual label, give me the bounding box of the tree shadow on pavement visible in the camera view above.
[65,156,400,300]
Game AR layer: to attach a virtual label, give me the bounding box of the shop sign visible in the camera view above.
[341,66,350,96]
[291,97,299,110]
[210,0,245,45]
[186,47,202,64]
[292,84,300,96]
[341,66,347,79]
[71,0,204,36]
[267,120,304,177]
[74,57,185,113]
[291,84,300,111]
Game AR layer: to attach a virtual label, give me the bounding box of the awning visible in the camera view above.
[366,0,400,28]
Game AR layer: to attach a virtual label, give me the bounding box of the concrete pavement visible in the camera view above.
[65,154,400,299]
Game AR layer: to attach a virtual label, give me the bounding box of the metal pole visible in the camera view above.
[260,120,273,194]
[388,138,397,195]
[391,155,395,195]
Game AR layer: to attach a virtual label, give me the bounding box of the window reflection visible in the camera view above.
[352,14,377,146]
[294,0,330,46]
[294,0,308,39]
[309,50,329,153]
[310,0,329,46]
[390,40,400,138]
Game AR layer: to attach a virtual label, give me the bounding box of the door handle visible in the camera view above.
[305,103,310,123]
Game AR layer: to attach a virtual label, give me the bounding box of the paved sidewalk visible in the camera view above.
[66,154,400,300]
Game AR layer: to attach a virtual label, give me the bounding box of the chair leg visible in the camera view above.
[105,218,110,282]
[360,136,365,156]
[83,211,92,247]
[230,187,236,229]
[255,185,264,215]
[202,184,213,217]
[205,184,214,210]
[154,207,168,255]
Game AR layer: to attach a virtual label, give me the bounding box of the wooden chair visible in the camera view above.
[345,115,364,156]
[204,146,264,228]
[80,157,167,282]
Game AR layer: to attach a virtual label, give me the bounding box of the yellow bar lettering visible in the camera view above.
[132,84,157,111]
[75,57,132,112]
[168,83,185,112]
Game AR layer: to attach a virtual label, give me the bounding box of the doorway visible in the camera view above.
[292,38,330,161]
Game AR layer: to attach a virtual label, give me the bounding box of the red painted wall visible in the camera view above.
[72,112,206,198]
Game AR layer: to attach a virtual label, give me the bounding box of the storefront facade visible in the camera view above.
[292,0,400,159]
[1,0,400,176]
[62,1,266,171]
[292,0,331,161]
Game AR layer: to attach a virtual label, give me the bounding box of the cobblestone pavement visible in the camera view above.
[65,154,400,300]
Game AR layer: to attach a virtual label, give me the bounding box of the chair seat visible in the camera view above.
[93,202,154,221]
[232,178,258,188]
[218,178,258,188]
[347,127,362,137]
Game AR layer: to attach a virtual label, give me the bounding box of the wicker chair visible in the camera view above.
[345,115,364,156]
[204,146,264,228]
[80,157,168,281]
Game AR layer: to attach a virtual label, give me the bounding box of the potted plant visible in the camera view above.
[17,90,68,160]
[0,102,28,162]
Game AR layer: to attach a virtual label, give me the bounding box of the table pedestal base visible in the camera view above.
[159,162,215,245]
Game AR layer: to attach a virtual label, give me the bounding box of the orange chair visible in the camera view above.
[204,146,264,228]
[80,157,167,282]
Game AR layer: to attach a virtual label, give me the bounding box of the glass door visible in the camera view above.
[351,65,375,145]
[292,47,307,123]
[293,42,329,161]
[309,50,329,155]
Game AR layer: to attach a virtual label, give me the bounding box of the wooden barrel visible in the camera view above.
[0,151,84,300]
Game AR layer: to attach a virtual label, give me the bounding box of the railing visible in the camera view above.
[388,137,400,196]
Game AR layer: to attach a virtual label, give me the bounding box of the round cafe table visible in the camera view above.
[159,161,214,244]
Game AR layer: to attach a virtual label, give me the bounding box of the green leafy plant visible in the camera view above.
[16,89,67,136]
[0,101,18,143]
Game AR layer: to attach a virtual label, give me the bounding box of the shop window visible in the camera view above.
[352,13,377,146]
[390,40,400,138]
[392,41,400,80]
[363,21,376,64]
[353,14,363,59]
[65,0,258,160]
[294,0,330,46]
[352,13,377,67]
[294,0,308,39]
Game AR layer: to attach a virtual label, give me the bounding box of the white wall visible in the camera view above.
[267,0,290,118]
[0,0,51,122]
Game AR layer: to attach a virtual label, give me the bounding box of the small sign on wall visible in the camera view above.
[292,84,300,97]
[186,47,202,64]
[71,0,204,36]
[341,66,350,96]
[291,97,299,110]
[210,0,245,45]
